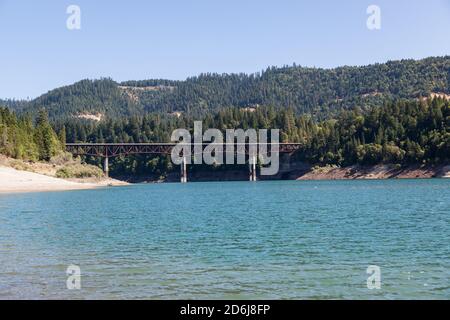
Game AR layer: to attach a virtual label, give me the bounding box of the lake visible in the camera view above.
[0,179,449,299]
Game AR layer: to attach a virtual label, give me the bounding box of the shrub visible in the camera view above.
[50,152,73,165]
[356,144,383,165]
[383,144,406,163]
[56,164,103,179]
[10,160,33,172]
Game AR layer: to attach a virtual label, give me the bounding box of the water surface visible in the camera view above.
[0,179,449,299]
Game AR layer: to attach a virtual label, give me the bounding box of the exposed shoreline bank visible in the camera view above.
[1,163,448,194]
[291,164,450,180]
[113,163,450,183]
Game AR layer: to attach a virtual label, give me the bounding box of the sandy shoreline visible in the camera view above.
[0,166,127,194]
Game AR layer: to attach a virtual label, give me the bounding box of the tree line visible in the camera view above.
[52,98,449,176]
[1,97,448,176]
[9,56,450,120]
[0,108,63,161]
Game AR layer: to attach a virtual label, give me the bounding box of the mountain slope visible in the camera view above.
[8,56,450,120]
[28,79,143,120]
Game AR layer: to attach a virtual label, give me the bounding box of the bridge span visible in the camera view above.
[66,143,302,182]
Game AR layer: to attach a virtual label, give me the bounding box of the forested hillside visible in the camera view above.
[26,79,143,120]
[1,56,449,178]
[0,108,62,161]
[2,96,448,176]
[0,99,29,112]
[11,56,450,120]
[55,98,449,176]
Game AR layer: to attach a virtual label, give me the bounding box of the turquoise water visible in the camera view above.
[0,179,449,299]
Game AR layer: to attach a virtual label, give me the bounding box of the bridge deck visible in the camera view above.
[66,143,302,158]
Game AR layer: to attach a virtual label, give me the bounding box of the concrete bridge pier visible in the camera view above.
[249,155,257,181]
[180,156,187,183]
[103,156,109,178]
[280,153,291,172]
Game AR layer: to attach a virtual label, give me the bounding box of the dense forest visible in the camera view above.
[1,57,449,178]
[8,56,450,120]
[0,99,29,111]
[1,98,449,177]
[0,108,62,161]
[52,98,449,176]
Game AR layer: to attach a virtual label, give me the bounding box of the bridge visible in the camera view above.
[66,143,302,182]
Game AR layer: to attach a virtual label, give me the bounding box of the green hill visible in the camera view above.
[8,56,450,120]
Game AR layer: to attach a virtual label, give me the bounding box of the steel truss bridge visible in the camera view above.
[66,143,302,182]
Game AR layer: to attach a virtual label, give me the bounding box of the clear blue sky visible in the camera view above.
[1,0,449,99]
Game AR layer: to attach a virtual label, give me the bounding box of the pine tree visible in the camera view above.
[59,126,67,147]
[34,109,61,161]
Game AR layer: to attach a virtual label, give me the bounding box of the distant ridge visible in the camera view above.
[3,56,450,120]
